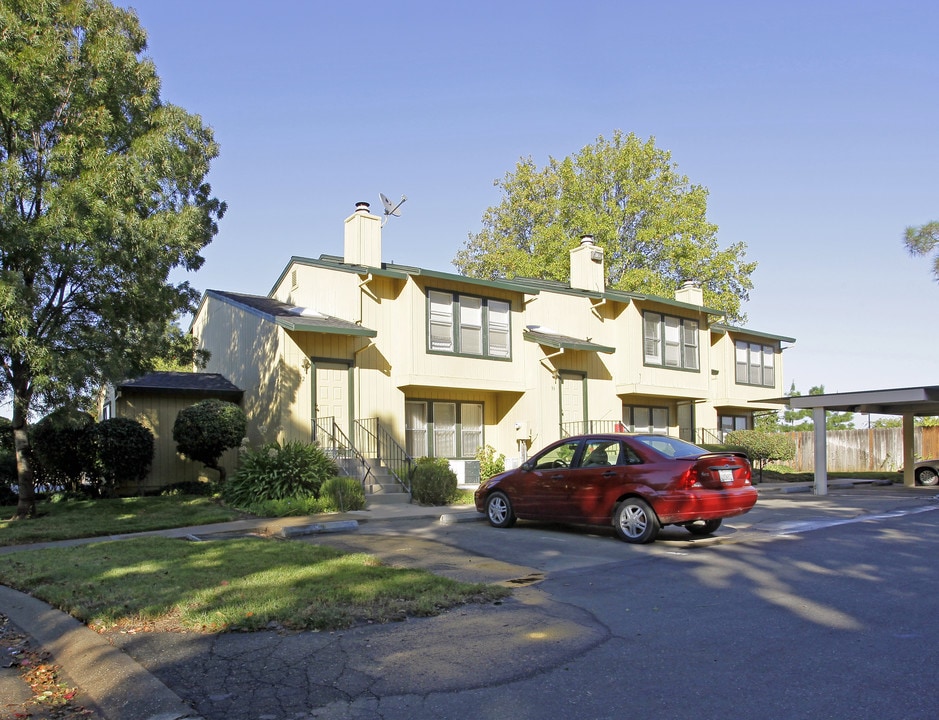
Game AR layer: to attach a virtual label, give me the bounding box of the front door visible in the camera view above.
[559,371,586,436]
[314,362,350,437]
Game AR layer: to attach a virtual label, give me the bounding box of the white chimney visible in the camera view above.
[570,235,605,292]
[675,280,704,306]
[343,201,382,267]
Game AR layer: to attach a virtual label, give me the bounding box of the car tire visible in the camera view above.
[613,498,660,544]
[486,492,516,528]
[684,519,722,536]
[917,468,939,486]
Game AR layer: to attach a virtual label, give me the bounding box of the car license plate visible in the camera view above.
[718,469,734,484]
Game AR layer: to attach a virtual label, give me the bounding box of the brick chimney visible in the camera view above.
[570,235,605,292]
[343,202,382,267]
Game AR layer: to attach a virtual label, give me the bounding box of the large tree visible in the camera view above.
[0,0,224,517]
[454,131,756,322]
[904,220,939,281]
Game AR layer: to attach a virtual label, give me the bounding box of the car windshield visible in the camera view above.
[632,435,704,459]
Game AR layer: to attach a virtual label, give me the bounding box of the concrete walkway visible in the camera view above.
[1,479,936,720]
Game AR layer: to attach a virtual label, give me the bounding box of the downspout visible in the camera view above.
[590,297,607,320]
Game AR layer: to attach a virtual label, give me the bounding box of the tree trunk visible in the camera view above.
[207,462,226,485]
[12,400,36,519]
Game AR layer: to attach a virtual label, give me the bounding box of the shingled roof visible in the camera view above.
[206,290,377,336]
[118,372,243,400]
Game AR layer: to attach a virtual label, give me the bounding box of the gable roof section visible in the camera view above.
[711,323,796,345]
[207,290,377,337]
[523,328,616,354]
[118,372,243,400]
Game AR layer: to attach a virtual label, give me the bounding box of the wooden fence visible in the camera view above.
[781,426,939,472]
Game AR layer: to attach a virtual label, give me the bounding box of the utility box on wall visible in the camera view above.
[514,421,531,440]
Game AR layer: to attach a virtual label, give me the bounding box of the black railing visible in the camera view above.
[560,420,629,437]
[314,416,373,488]
[354,418,414,497]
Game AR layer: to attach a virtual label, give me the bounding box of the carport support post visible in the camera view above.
[902,413,915,487]
[813,407,828,495]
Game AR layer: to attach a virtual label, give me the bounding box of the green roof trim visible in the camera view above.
[711,323,796,344]
[523,328,616,354]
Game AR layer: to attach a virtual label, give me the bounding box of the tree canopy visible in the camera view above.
[904,220,939,281]
[454,131,756,322]
[757,383,855,432]
[0,0,225,516]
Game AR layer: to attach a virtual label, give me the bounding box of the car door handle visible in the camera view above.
[602,471,618,478]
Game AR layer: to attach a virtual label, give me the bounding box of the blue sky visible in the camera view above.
[124,0,938,405]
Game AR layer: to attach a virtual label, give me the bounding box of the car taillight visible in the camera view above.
[679,466,702,489]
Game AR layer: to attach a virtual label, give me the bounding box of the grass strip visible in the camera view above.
[0,536,509,632]
[0,497,243,547]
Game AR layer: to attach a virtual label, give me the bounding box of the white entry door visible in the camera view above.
[315,363,349,437]
[559,372,585,435]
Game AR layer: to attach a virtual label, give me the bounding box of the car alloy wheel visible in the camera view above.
[613,498,660,544]
[486,491,516,528]
[917,468,939,486]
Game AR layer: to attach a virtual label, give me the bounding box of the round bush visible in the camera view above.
[320,475,366,511]
[29,408,96,493]
[410,457,459,505]
[224,441,338,507]
[173,400,246,482]
[90,418,154,494]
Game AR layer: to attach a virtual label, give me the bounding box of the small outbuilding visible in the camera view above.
[104,372,244,493]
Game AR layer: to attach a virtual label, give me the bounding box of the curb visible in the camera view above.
[276,520,360,538]
[0,585,205,720]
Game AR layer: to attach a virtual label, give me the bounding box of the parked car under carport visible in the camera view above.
[914,459,939,486]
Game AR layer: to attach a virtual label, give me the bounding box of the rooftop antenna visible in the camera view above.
[379,192,407,227]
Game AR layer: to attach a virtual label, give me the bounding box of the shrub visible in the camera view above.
[29,408,96,493]
[476,444,505,480]
[235,495,330,518]
[321,476,366,511]
[410,457,459,505]
[90,418,154,495]
[173,400,246,483]
[223,441,338,507]
[725,430,796,482]
[158,480,216,497]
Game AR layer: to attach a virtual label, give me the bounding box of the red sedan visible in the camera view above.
[474,433,757,543]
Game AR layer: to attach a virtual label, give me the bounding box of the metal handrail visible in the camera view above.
[560,420,629,437]
[353,418,414,497]
[314,416,373,488]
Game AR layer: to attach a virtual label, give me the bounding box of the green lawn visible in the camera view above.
[0,496,244,546]
[0,536,508,632]
[0,494,509,633]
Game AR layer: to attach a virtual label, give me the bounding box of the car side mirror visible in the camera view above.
[521,460,534,471]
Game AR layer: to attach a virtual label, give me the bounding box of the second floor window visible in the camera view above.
[643,312,699,370]
[735,341,775,387]
[428,290,511,359]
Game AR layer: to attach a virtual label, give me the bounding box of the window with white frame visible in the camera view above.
[735,341,775,387]
[427,290,511,359]
[643,312,698,370]
[625,406,669,434]
[405,401,484,459]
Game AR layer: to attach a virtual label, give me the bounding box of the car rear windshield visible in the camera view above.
[633,435,705,459]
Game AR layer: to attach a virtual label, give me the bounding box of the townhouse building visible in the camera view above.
[186,202,793,491]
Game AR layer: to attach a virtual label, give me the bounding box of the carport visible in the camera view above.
[780,386,939,494]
